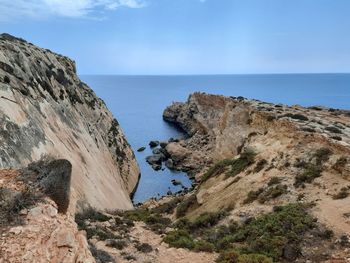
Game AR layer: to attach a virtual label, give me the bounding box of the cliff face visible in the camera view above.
[0,34,139,210]
[163,93,350,246]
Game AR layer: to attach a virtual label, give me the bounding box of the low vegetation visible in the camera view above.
[176,194,198,218]
[164,203,319,262]
[294,163,322,187]
[257,184,288,204]
[0,186,42,226]
[294,148,332,187]
[267,176,282,186]
[216,250,272,263]
[333,187,349,200]
[201,149,256,183]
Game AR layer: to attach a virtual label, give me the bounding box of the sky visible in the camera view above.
[0,0,350,75]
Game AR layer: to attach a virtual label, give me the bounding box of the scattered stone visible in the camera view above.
[149,141,159,148]
[160,141,168,148]
[137,147,146,152]
[171,180,182,186]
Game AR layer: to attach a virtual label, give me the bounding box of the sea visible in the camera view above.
[80,74,350,203]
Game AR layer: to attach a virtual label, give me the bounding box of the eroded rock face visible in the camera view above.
[0,34,139,210]
[0,169,96,263]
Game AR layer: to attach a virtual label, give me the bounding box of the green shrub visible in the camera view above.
[267,177,281,186]
[123,209,170,233]
[194,240,215,252]
[294,164,322,187]
[227,149,256,177]
[202,149,256,182]
[86,226,117,240]
[151,197,183,214]
[258,185,288,204]
[135,242,153,253]
[202,159,235,182]
[231,204,314,260]
[244,188,264,204]
[216,250,273,263]
[176,194,198,218]
[75,207,111,229]
[163,230,195,249]
[192,211,227,229]
[106,239,128,250]
[89,243,116,263]
[313,148,332,165]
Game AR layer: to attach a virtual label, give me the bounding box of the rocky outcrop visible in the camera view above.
[163,93,350,173]
[0,167,95,263]
[0,34,140,211]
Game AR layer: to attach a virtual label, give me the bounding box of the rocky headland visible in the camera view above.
[137,92,350,262]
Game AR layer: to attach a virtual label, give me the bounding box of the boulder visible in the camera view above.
[165,143,189,163]
[149,141,159,148]
[137,147,146,152]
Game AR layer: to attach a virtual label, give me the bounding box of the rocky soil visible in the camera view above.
[0,33,139,211]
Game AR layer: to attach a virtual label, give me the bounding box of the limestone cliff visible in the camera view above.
[0,33,139,210]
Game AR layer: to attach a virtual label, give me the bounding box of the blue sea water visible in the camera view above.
[80,74,350,203]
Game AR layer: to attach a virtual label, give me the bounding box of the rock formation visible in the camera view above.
[0,33,140,211]
[0,163,95,263]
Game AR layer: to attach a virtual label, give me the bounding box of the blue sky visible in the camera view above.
[1,0,350,75]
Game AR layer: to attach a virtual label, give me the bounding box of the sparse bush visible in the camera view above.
[258,185,288,204]
[202,159,235,182]
[216,250,273,263]
[163,230,195,249]
[325,126,342,134]
[106,239,127,250]
[135,242,153,253]
[283,113,309,121]
[227,149,256,177]
[89,243,116,263]
[86,226,117,240]
[333,157,348,173]
[194,240,215,252]
[0,186,41,226]
[294,164,322,187]
[244,188,264,204]
[333,187,349,200]
[231,204,314,260]
[151,197,183,214]
[202,149,256,182]
[313,148,332,165]
[254,159,268,173]
[192,211,227,230]
[123,209,171,233]
[176,194,198,218]
[267,177,281,186]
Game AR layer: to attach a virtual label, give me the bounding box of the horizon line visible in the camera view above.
[79,72,350,76]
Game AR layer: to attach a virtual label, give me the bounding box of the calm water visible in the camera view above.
[81,74,350,203]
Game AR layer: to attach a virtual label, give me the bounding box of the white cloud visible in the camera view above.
[0,0,145,20]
